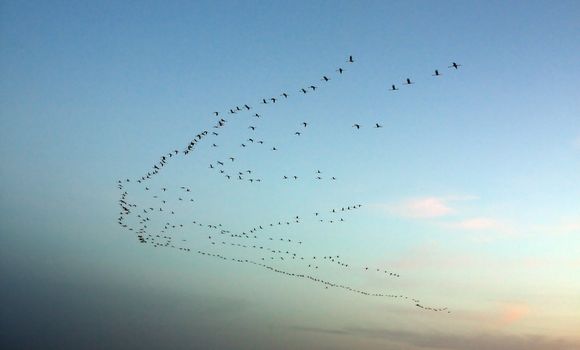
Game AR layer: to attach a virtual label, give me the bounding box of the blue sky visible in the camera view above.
[1,1,579,349]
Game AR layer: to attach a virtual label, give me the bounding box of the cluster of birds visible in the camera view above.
[117,56,461,313]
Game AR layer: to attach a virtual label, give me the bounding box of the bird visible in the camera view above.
[374,123,383,128]
[302,122,308,127]
[254,113,261,118]
[272,147,277,151]
[309,85,317,91]
[249,126,256,130]
[348,55,354,63]
[213,112,219,116]
[261,98,268,104]
[337,68,344,74]
[295,132,301,136]
[229,157,235,162]
[281,93,288,98]
[300,88,308,94]
[322,76,330,82]
[244,104,251,110]
[404,78,414,85]
[433,69,441,76]
[353,124,361,129]
[390,84,399,91]
[449,62,461,69]
[270,98,277,103]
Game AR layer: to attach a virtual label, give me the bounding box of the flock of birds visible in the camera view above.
[117,56,462,313]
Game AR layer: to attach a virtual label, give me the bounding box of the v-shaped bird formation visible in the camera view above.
[117,56,462,313]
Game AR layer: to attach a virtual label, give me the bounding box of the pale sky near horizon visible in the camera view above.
[1,1,579,349]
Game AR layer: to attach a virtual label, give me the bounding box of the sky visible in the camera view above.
[1,1,579,349]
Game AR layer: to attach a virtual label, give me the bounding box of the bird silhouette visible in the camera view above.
[353,124,361,129]
[449,62,462,69]
[433,69,441,76]
[405,78,414,85]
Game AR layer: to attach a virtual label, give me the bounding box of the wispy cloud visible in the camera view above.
[499,302,530,325]
[440,217,519,242]
[532,220,580,236]
[382,196,477,219]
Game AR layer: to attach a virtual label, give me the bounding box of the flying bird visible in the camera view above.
[449,62,462,69]
[433,69,441,76]
[353,124,361,129]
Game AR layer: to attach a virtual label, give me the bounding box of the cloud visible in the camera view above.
[384,196,477,219]
[499,303,530,325]
[532,220,580,236]
[446,218,504,231]
[292,326,580,350]
[442,217,517,241]
[381,195,479,219]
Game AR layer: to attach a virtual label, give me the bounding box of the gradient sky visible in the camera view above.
[1,1,579,349]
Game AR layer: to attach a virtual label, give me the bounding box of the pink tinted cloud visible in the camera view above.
[499,303,530,325]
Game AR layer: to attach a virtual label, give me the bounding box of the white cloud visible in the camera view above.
[384,195,477,219]
[389,197,455,218]
[447,217,504,230]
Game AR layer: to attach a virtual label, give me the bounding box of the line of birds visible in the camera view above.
[119,184,403,281]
